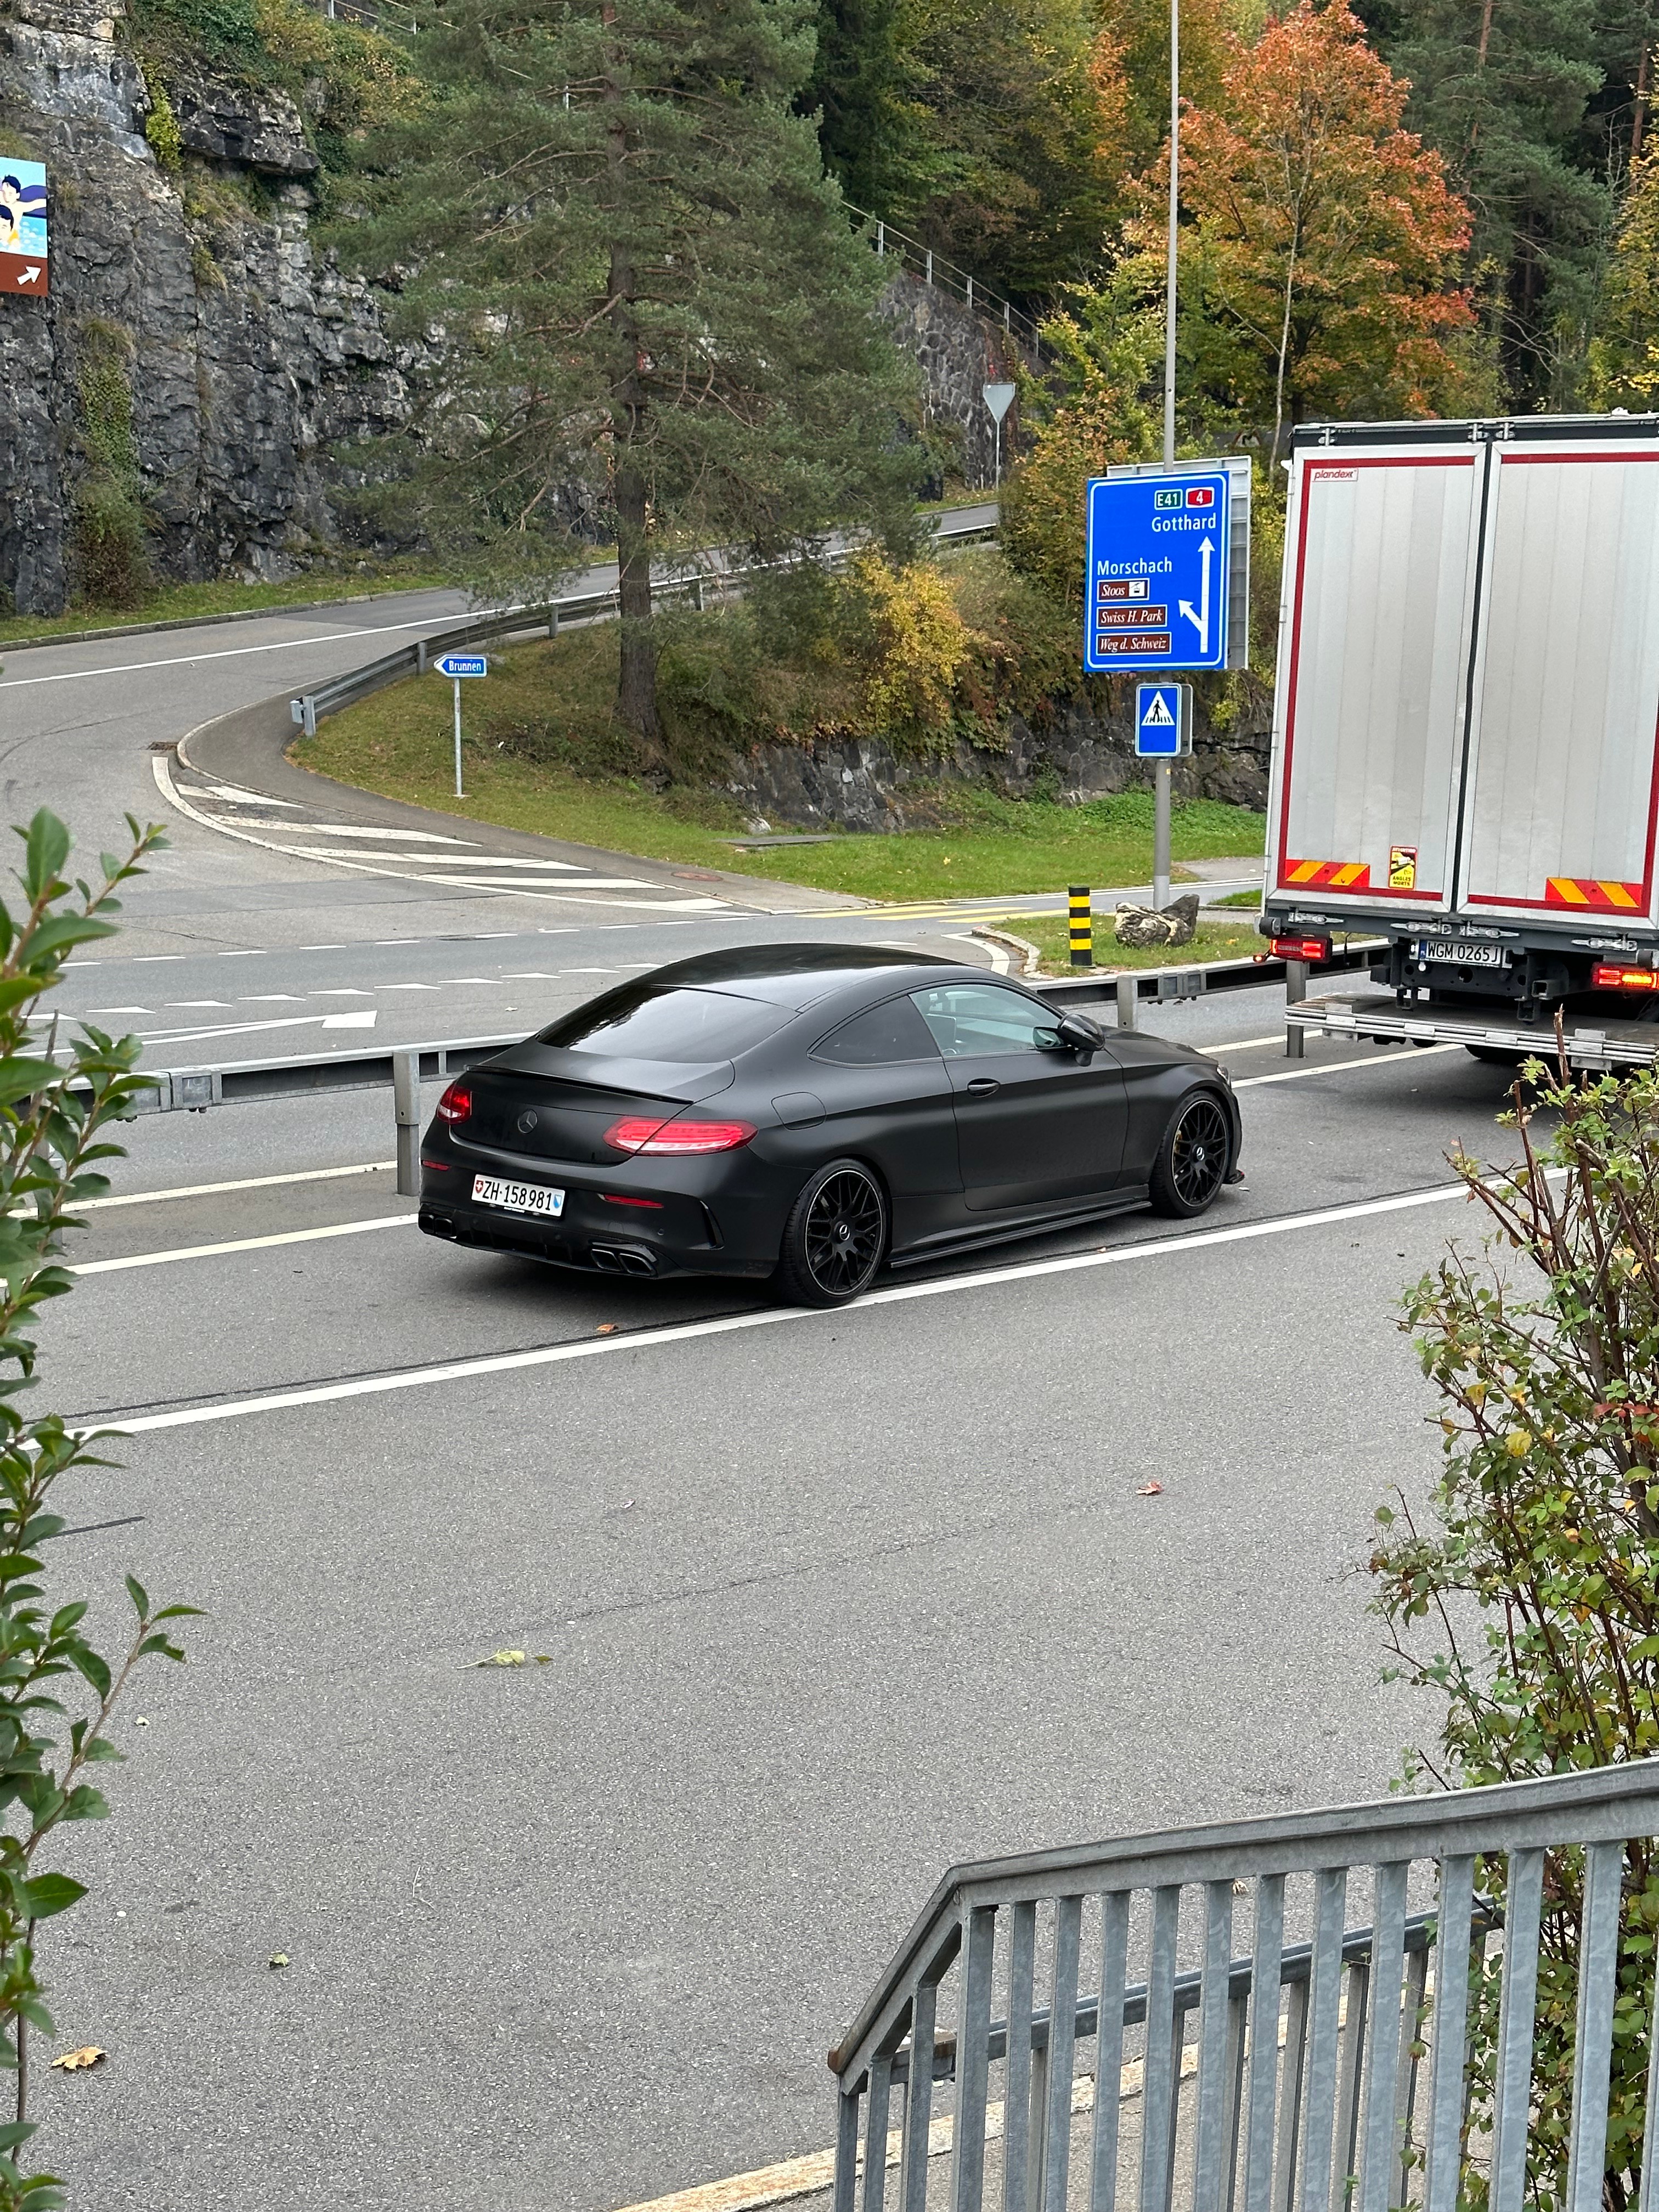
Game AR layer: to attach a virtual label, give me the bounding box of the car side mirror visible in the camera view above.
[1054,1009,1105,1057]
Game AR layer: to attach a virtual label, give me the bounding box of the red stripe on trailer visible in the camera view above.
[1274,454,1474,896]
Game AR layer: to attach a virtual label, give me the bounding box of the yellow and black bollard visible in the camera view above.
[1068,885,1092,969]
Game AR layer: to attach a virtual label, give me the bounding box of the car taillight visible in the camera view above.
[1272,935,1331,962]
[437,1080,473,1123]
[1592,963,1659,990]
[602,1116,756,1155]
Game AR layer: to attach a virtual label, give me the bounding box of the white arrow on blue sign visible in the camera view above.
[435,653,488,679]
[1084,469,1229,674]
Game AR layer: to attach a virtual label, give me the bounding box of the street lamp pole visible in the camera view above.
[1154,0,1179,912]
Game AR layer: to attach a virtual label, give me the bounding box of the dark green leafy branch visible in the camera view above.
[1373,1042,1659,2211]
[0,811,198,2212]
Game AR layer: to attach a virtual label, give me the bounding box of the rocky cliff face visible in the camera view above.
[0,0,412,614]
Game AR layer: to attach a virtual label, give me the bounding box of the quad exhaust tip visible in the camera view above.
[589,1244,657,1278]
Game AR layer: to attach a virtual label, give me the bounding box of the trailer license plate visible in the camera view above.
[1417,938,1505,969]
[472,1175,564,1217]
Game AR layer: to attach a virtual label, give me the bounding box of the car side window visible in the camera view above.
[811,995,943,1065]
[911,984,1062,1057]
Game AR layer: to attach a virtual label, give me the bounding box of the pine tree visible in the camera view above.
[799,0,913,213]
[346,0,921,763]
[1365,0,1608,405]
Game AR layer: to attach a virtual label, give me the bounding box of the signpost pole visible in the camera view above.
[453,676,463,798]
[1153,764,1171,912]
[1155,0,1180,906]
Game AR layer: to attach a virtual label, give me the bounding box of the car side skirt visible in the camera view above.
[884,1188,1150,1271]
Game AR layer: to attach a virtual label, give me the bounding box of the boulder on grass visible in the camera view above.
[1113,893,1200,950]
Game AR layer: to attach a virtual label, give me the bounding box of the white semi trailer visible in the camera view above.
[1261,414,1659,1068]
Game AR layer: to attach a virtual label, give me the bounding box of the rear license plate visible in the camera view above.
[1416,938,1506,969]
[471,1174,565,1218]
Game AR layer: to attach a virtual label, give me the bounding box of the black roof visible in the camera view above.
[647,942,960,1008]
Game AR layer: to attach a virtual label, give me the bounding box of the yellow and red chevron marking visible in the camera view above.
[1544,876,1644,912]
[1283,859,1371,890]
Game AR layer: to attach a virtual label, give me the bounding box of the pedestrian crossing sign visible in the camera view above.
[1135,682,1191,758]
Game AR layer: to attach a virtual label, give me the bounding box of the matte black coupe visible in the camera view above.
[417,945,1242,1306]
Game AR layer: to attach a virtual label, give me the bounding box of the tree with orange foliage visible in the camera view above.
[1135,0,1479,457]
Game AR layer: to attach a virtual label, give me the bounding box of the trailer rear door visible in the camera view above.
[1267,445,1480,917]
[1455,440,1659,926]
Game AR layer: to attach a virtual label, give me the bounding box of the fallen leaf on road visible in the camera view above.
[51,2048,105,2072]
[1135,1481,1164,1497]
[595,1323,619,1335]
[475,1649,527,1668]
[268,1954,289,1971]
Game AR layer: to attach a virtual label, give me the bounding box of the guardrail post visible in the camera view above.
[1116,973,1137,1031]
[417,640,426,675]
[393,1049,421,1197]
[301,695,316,738]
[1286,960,1307,1059]
[549,603,560,639]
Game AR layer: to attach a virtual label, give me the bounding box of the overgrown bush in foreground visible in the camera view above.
[1372,1053,1659,2209]
[0,813,196,2210]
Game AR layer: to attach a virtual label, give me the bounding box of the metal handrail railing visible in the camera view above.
[828,1762,1659,2212]
[287,506,997,736]
[842,201,1046,358]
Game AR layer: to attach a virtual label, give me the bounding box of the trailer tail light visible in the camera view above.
[602,1116,757,1155]
[1271,935,1332,962]
[1592,964,1659,990]
[436,1080,473,1124]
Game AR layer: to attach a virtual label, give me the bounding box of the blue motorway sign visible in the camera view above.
[1135,682,1188,758]
[435,652,488,679]
[1083,469,1230,673]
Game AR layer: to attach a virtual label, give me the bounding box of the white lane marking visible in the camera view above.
[76,1163,395,1210]
[70,1214,416,1276]
[239,994,305,1003]
[166,1000,232,1009]
[0,613,470,690]
[381,982,441,991]
[103,1180,1475,1437]
[290,825,477,843]
[290,853,589,871]
[133,1008,378,1045]
[84,1006,151,1015]
[309,988,374,997]
[198,783,302,808]
[1234,1045,1463,1088]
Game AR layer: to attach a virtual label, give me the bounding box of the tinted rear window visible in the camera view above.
[812,995,941,1065]
[537,985,791,1062]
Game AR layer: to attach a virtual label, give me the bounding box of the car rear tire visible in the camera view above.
[774,1159,888,1307]
[1148,1090,1233,1219]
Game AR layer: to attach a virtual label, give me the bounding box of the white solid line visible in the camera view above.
[1234,1044,1463,1088]
[0,613,462,690]
[70,1214,415,1276]
[104,1178,1476,1437]
[75,1162,394,1211]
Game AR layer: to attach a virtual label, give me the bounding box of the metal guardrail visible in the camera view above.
[828,1760,1659,2212]
[844,202,1046,358]
[98,946,1340,1194]
[287,509,998,736]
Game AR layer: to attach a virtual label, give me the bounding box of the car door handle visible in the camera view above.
[965,1077,1001,1097]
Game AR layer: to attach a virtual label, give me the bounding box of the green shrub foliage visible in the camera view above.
[0,811,196,2211]
[1373,1053,1659,2211]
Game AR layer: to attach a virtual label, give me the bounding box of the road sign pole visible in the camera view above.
[1154,763,1171,912]
[1165,0,1179,466]
[453,676,463,798]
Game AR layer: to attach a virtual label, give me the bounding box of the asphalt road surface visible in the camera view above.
[0,593,1519,2212]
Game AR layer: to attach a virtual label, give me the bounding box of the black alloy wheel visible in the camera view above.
[1149,1091,1232,1218]
[776,1159,888,1307]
